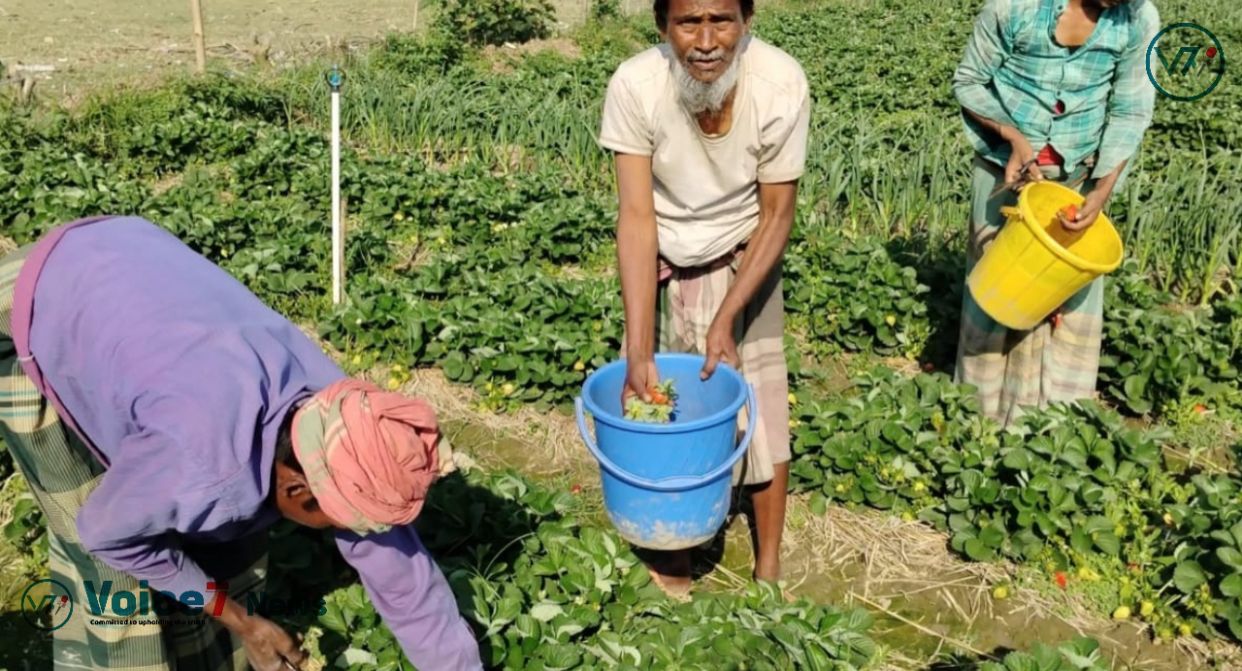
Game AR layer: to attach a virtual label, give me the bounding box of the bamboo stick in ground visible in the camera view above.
[189,0,207,74]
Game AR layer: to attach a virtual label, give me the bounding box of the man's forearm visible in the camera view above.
[212,594,254,633]
[963,107,1022,144]
[1090,158,1125,196]
[716,184,797,323]
[617,212,659,361]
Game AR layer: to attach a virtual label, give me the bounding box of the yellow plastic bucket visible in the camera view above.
[967,180,1124,331]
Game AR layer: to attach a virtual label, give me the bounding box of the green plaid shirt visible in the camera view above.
[952,0,1161,180]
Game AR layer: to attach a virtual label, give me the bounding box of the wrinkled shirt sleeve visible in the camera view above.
[335,526,483,670]
[75,422,231,599]
[953,0,1017,131]
[757,80,811,184]
[598,70,654,156]
[74,375,288,601]
[1093,2,1161,180]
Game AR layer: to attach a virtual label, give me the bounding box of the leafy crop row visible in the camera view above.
[260,464,883,670]
[791,367,1242,642]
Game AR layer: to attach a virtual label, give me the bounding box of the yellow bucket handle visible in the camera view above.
[1000,206,1021,220]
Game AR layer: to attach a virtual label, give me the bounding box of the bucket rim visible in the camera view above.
[1017,181,1124,275]
[580,352,748,434]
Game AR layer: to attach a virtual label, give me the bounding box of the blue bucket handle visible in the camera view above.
[574,383,757,493]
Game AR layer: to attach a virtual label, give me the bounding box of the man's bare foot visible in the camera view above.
[754,559,797,602]
[645,549,692,599]
[754,556,781,584]
[647,567,692,599]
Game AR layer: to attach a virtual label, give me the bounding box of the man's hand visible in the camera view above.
[700,316,739,380]
[1063,187,1109,232]
[703,180,796,383]
[623,358,660,407]
[1004,133,1042,188]
[213,594,305,671]
[239,616,307,671]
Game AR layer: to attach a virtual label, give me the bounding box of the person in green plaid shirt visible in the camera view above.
[950,0,1160,426]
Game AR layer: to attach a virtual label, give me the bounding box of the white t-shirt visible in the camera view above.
[597,36,811,268]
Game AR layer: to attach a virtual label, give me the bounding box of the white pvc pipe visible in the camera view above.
[330,85,342,305]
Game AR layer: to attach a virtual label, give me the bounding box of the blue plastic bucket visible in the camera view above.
[575,353,756,550]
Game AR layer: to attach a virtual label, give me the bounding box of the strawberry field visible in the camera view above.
[2,0,1241,668]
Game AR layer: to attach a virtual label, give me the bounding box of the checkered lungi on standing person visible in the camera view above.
[0,240,265,670]
[629,243,791,487]
[954,155,1105,427]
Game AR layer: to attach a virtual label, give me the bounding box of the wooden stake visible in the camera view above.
[19,77,35,105]
[413,0,421,32]
[189,0,207,74]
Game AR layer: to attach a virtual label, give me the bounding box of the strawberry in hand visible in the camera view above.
[624,379,678,423]
[1057,203,1078,228]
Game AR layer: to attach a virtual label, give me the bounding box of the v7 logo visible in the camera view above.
[1155,46,1202,75]
[25,593,68,613]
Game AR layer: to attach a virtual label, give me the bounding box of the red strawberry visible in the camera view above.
[570,484,582,495]
[1207,47,1218,59]
[1055,571,1068,589]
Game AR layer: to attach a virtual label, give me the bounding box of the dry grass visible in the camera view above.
[149,172,185,197]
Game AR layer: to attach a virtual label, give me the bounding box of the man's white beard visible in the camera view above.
[671,46,743,117]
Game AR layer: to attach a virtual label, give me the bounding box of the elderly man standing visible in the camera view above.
[597,0,811,594]
[0,216,482,670]
[950,0,1160,426]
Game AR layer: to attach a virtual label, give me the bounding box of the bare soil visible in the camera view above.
[0,0,600,102]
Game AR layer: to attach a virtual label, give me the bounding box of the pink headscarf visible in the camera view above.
[290,378,441,535]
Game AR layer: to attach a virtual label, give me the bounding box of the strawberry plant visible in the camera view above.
[789,365,1242,642]
[1100,264,1241,416]
[789,367,990,516]
[785,233,931,359]
[976,637,1107,671]
[624,380,677,423]
[293,466,882,670]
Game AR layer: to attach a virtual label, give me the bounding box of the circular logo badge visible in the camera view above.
[1146,23,1226,102]
[21,579,74,631]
